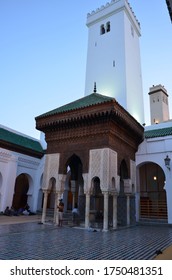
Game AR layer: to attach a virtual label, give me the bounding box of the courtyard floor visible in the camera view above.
[0,215,172,260]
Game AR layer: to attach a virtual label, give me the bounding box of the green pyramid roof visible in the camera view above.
[36,93,114,119]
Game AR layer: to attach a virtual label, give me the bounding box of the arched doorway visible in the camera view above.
[65,154,83,212]
[139,162,167,220]
[90,177,103,225]
[12,173,29,210]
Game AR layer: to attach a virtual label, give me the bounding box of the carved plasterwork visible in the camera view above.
[0,150,13,163]
[18,157,40,169]
[88,148,118,192]
[42,153,60,190]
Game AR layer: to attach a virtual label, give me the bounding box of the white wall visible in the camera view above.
[0,147,44,212]
[85,0,144,124]
[136,133,172,224]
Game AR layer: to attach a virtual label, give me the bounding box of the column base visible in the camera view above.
[102,229,109,232]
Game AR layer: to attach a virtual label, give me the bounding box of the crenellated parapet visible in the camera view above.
[87,0,140,28]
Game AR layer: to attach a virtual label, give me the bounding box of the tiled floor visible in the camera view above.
[0,222,172,260]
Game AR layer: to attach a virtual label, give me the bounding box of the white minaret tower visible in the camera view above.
[149,84,170,125]
[85,0,144,124]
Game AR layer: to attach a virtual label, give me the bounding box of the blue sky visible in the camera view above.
[0,0,171,139]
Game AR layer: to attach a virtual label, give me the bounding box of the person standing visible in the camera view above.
[57,199,64,227]
[72,202,80,225]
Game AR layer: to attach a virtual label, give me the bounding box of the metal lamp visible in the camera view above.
[164,155,171,170]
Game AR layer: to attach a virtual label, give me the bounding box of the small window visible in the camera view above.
[131,25,134,37]
[100,24,105,35]
[106,21,110,32]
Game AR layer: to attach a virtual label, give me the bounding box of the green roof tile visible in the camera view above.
[0,127,43,153]
[36,93,114,118]
[144,127,172,138]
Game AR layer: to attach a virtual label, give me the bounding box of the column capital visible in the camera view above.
[126,193,132,197]
[84,190,91,196]
[42,189,50,194]
[102,190,109,196]
[109,191,118,196]
[54,191,63,196]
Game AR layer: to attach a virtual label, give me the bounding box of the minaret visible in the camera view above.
[85,0,144,124]
[149,84,170,124]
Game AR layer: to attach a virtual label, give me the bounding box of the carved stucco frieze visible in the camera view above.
[42,153,60,190]
[18,157,40,169]
[88,148,118,192]
[0,150,16,163]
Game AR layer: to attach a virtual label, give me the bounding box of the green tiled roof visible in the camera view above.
[145,127,172,138]
[36,93,114,118]
[0,127,43,153]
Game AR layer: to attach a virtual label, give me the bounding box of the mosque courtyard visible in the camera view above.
[0,217,172,260]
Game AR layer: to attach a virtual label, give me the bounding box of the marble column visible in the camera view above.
[113,193,118,229]
[53,192,58,223]
[85,193,90,228]
[41,190,49,223]
[127,194,130,226]
[55,192,61,225]
[103,191,109,232]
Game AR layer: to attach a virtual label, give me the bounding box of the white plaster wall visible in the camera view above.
[0,147,44,212]
[124,11,144,124]
[136,135,172,224]
[0,149,17,211]
[85,0,144,124]
[85,10,126,105]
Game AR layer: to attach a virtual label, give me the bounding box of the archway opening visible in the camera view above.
[90,177,103,224]
[12,173,29,210]
[64,154,84,215]
[139,162,167,220]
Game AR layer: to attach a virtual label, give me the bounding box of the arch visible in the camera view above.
[91,177,101,196]
[139,162,167,220]
[12,173,30,210]
[63,154,84,211]
[65,154,83,181]
[90,177,103,224]
[112,177,117,192]
[120,159,129,180]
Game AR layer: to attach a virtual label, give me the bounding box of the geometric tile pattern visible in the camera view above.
[0,223,172,260]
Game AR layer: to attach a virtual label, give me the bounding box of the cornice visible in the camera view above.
[36,99,143,141]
